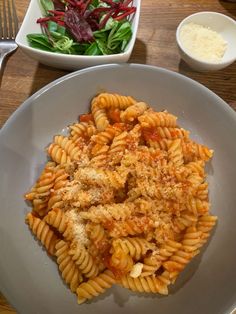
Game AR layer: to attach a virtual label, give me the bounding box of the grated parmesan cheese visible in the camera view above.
[130,263,143,278]
[65,209,89,246]
[180,22,227,63]
[75,168,105,182]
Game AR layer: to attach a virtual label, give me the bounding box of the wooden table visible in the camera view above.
[0,0,235,312]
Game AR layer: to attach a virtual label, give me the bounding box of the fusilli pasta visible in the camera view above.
[55,240,83,292]
[77,270,116,304]
[24,92,217,304]
[26,213,59,256]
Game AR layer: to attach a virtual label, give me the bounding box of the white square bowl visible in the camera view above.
[16,0,141,70]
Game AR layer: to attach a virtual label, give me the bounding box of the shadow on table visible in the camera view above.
[129,38,147,64]
[218,1,236,17]
[0,55,15,88]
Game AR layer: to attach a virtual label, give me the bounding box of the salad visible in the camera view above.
[27,0,136,55]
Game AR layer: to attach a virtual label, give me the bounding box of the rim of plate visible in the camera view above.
[1,63,236,136]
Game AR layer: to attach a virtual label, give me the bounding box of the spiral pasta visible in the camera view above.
[119,274,168,295]
[95,92,136,110]
[44,207,73,241]
[47,166,69,210]
[69,242,99,278]
[55,240,83,292]
[185,160,205,177]
[181,226,202,254]
[25,163,56,217]
[91,99,109,131]
[80,203,135,223]
[91,124,124,145]
[109,131,129,155]
[24,163,55,201]
[156,127,189,139]
[167,138,184,167]
[197,214,218,245]
[138,110,177,128]
[111,237,155,261]
[52,135,82,161]
[77,270,116,304]
[74,167,128,189]
[87,224,107,244]
[196,182,209,200]
[24,92,217,304]
[89,144,109,168]
[173,211,198,233]
[47,143,71,164]
[109,245,134,275]
[108,216,154,238]
[86,223,109,272]
[70,122,97,141]
[120,102,148,122]
[182,140,213,162]
[26,213,59,256]
[162,228,202,281]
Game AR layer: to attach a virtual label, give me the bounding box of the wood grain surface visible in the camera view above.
[0,0,236,312]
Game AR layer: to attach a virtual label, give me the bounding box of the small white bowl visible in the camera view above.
[176,11,236,71]
[16,0,141,70]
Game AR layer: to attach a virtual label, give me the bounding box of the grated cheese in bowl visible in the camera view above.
[179,22,228,63]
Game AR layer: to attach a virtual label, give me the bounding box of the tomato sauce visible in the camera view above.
[79,113,94,123]
[142,128,161,142]
[108,109,121,123]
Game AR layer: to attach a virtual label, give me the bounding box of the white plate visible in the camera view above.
[0,64,236,314]
[15,0,141,70]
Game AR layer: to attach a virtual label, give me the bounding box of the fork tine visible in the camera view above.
[11,0,19,37]
[2,0,8,39]
[0,0,18,77]
[0,0,18,40]
[0,3,2,39]
[7,0,14,38]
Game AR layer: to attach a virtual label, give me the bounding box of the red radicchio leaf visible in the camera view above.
[85,15,99,31]
[64,9,94,43]
[52,0,66,11]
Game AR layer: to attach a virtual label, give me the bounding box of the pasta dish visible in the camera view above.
[24,92,217,304]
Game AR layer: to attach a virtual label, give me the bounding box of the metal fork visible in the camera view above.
[0,0,19,75]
